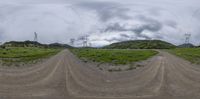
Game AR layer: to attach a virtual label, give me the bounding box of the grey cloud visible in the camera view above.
[154,35,163,39]
[77,1,131,22]
[139,16,163,31]
[120,34,151,40]
[0,0,200,47]
[136,15,162,32]
[165,20,177,28]
[104,33,150,43]
[0,34,3,40]
[104,23,126,32]
[104,37,126,42]
[133,23,162,34]
[0,28,5,41]
[76,36,85,41]
[120,34,130,38]
[104,15,163,33]
[192,9,200,19]
[76,35,89,42]
[148,8,161,16]
[103,16,163,40]
[0,4,28,17]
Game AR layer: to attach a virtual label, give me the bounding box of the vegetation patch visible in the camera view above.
[3,41,72,48]
[103,40,176,49]
[0,47,61,66]
[70,48,158,65]
[168,48,200,64]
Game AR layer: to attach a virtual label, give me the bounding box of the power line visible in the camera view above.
[83,35,88,47]
[79,35,89,47]
[34,32,38,42]
[184,33,191,48]
[88,43,92,47]
[70,38,75,46]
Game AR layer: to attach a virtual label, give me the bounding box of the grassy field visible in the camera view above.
[0,47,61,65]
[70,49,158,65]
[169,48,200,64]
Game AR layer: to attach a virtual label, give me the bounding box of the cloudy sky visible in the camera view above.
[0,0,200,46]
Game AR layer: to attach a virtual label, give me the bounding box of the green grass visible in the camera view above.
[168,48,200,64]
[104,40,176,49]
[70,49,158,65]
[0,47,61,64]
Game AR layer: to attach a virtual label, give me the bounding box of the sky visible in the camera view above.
[0,0,200,46]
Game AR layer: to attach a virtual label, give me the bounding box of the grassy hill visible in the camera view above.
[2,41,72,48]
[178,43,196,48]
[48,43,72,48]
[103,40,176,49]
[3,41,44,47]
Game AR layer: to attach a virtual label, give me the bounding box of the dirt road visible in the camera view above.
[0,50,200,99]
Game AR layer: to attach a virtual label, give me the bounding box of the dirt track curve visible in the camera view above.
[0,49,200,99]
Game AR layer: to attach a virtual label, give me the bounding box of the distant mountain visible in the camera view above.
[103,40,176,49]
[4,41,45,47]
[178,43,195,48]
[3,41,72,48]
[48,43,72,48]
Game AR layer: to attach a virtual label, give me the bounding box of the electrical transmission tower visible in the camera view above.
[184,33,191,47]
[82,35,89,47]
[34,32,38,42]
[78,35,90,47]
[89,43,92,47]
[70,38,75,46]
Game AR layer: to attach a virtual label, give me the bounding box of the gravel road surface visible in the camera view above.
[0,50,200,99]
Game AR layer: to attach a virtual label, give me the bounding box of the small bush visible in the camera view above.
[0,46,6,49]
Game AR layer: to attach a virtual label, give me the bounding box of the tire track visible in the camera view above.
[0,50,200,99]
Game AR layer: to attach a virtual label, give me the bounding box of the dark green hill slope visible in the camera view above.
[103,40,176,49]
[2,41,72,48]
[178,43,196,48]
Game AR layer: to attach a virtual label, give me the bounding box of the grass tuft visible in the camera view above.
[0,47,61,66]
[168,48,200,64]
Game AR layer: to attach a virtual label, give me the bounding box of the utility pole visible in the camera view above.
[184,33,191,48]
[34,32,38,42]
[148,38,153,49]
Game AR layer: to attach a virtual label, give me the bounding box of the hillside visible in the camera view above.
[3,41,45,47]
[48,43,72,48]
[103,40,176,49]
[2,41,72,48]
[178,43,195,48]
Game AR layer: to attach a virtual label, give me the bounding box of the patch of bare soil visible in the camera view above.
[0,58,49,69]
[79,57,152,72]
